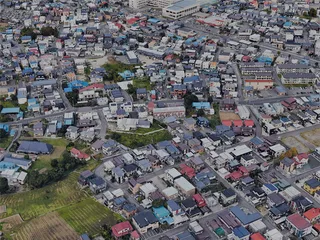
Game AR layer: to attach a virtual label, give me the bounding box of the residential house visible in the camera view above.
[303,208,320,224]
[180,198,202,218]
[174,177,196,197]
[111,221,133,239]
[286,213,312,238]
[78,170,94,186]
[33,122,44,137]
[220,188,237,205]
[304,178,320,195]
[70,148,90,161]
[66,126,79,141]
[280,157,295,173]
[89,177,107,194]
[132,211,159,234]
[166,168,182,184]
[112,167,125,184]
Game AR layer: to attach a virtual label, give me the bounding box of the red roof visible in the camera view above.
[250,233,266,240]
[242,56,251,62]
[111,221,133,238]
[148,101,155,110]
[222,120,232,127]
[193,193,206,207]
[239,166,249,175]
[70,148,90,160]
[287,213,311,230]
[131,230,140,239]
[225,171,243,181]
[296,153,308,161]
[233,120,243,127]
[244,120,254,127]
[179,164,195,179]
[314,223,320,232]
[127,17,139,25]
[303,208,320,222]
[79,83,104,93]
[245,79,273,83]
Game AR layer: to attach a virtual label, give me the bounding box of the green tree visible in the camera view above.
[51,159,59,168]
[40,27,59,37]
[0,129,8,138]
[10,94,18,102]
[184,93,198,110]
[0,177,9,194]
[309,8,317,17]
[152,198,165,208]
[20,27,38,40]
[197,109,205,117]
[127,84,137,95]
[66,89,79,106]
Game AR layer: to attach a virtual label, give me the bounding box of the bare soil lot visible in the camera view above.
[282,136,309,153]
[12,212,78,240]
[219,112,241,121]
[301,129,320,147]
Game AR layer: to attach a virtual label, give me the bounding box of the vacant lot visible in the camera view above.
[282,136,309,153]
[31,138,69,171]
[301,129,320,147]
[109,130,172,148]
[0,214,23,231]
[219,112,241,121]
[12,212,78,240]
[58,198,122,236]
[0,173,86,221]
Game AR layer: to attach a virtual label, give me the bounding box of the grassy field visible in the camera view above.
[0,173,86,221]
[133,77,151,90]
[0,136,13,149]
[58,198,122,236]
[134,122,163,134]
[11,212,78,240]
[109,130,172,148]
[31,138,69,171]
[282,136,309,153]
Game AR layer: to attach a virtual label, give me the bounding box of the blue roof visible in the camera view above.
[263,183,278,192]
[0,162,19,171]
[1,107,20,114]
[250,136,264,146]
[233,226,250,238]
[230,206,261,225]
[192,102,210,109]
[148,18,160,23]
[167,200,180,211]
[184,75,199,84]
[305,178,320,188]
[0,124,9,132]
[153,206,170,218]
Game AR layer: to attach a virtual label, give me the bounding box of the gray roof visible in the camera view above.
[282,72,316,79]
[113,166,124,177]
[17,141,53,154]
[3,156,31,167]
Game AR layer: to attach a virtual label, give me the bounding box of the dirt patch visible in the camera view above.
[0,214,23,231]
[12,212,78,240]
[219,111,241,121]
[0,205,6,214]
[301,129,320,147]
[282,136,309,153]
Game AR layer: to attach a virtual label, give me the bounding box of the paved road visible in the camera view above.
[232,63,243,101]
[97,109,108,140]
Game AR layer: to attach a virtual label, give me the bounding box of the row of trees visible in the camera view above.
[27,151,85,188]
[21,26,59,40]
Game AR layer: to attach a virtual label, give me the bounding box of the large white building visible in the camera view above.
[162,0,215,19]
[129,0,178,9]
[162,0,200,19]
